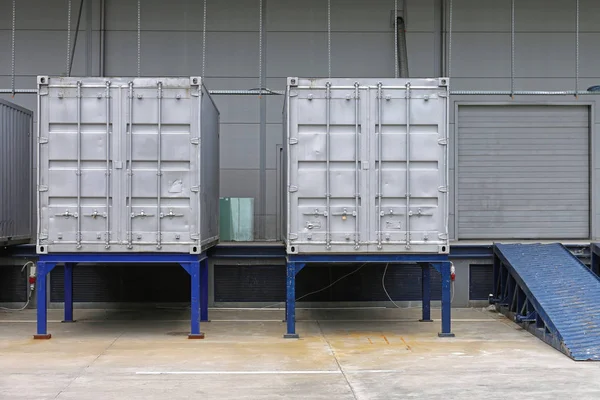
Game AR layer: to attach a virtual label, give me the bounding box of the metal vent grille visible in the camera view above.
[214,265,286,302]
[0,265,27,302]
[50,265,190,302]
[469,264,493,300]
[214,264,441,303]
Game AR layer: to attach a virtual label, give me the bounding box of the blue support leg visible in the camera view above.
[284,261,299,339]
[438,261,455,338]
[188,261,204,339]
[200,257,209,322]
[420,263,433,322]
[62,263,75,323]
[34,261,55,339]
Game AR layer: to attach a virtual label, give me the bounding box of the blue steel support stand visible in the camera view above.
[34,261,55,339]
[591,243,600,277]
[34,253,208,340]
[283,254,454,339]
[62,263,75,323]
[436,261,455,337]
[200,257,209,322]
[419,263,432,322]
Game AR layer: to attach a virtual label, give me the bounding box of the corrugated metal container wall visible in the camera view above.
[0,99,33,246]
[37,76,219,254]
[283,78,449,255]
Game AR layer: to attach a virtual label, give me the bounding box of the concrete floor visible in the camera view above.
[1,307,599,399]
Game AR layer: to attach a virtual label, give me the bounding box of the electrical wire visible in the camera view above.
[381,263,401,308]
[260,263,367,309]
[0,261,35,312]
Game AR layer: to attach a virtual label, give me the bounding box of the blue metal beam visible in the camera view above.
[2,242,591,261]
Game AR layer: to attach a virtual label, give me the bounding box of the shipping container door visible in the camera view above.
[42,82,114,250]
[368,86,448,251]
[125,81,198,251]
[288,85,369,253]
[457,104,590,239]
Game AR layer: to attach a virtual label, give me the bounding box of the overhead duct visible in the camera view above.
[396,16,409,77]
[391,2,408,78]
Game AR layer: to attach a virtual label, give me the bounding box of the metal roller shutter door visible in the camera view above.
[457,105,589,239]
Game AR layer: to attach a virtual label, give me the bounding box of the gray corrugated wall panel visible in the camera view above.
[265,0,432,33]
[220,169,261,200]
[265,124,283,170]
[220,125,260,170]
[104,32,259,78]
[457,105,590,240]
[266,32,435,78]
[104,0,260,31]
[0,0,96,30]
[0,100,33,245]
[0,31,95,76]
[449,0,599,32]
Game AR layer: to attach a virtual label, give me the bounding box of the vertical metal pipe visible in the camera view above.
[405,82,411,248]
[156,81,163,249]
[104,80,111,248]
[576,0,580,98]
[11,0,16,96]
[66,0,72,76]
[354,82,360,249]
[127,81,134,248]
[448,0,453,80]
[511,0,515,97]
[377,82,383,250]
[76,81,82,249]
[325,82,331,250]
[99,0,105,76]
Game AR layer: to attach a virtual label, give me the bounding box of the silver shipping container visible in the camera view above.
[37,77,219,254]
[0,99,33,246]
[283,78,449,254]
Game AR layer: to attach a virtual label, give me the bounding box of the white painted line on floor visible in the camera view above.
[136,370,399,376]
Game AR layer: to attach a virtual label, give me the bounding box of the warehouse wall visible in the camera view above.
[1,0,599,241]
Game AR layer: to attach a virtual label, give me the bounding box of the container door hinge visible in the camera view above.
[39,137,49,144]
[288,233,298,240]
[438,186,448,193]
[38,185,48,192]
[288,185,298,193]
[289,91,298,98]
[190,234,200,240]
[191,138,200,145]
[191,186,200,193]
[439,92,448,98]
[289,138,298,145]
[438,233,448,240]
[438,138,448,145]
[39,233,48,240]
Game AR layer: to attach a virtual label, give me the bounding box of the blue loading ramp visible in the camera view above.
[492,243,600,361]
